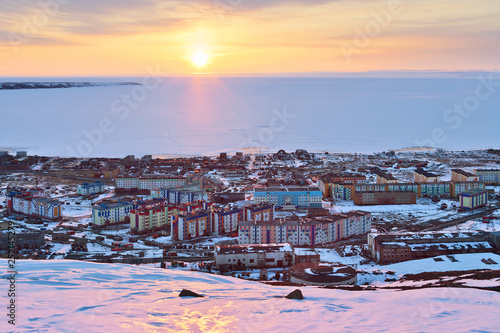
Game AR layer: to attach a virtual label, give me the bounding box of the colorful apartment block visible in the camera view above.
[238,211,371,246]
[376,172,397,184]
[414,169,439,183]
[77,181,105,195]
[212,207,243,235]
[29,198,62,219]
[7,189,61,219]
[243,203,274,222]
[331,183,354,200]
[451,169,476,182]
[130,205,170,234]
[92,202,134,226]
[318,174,366,198]
[459,190,488,210]
[353,191,417,205]
[253,186,322,208]
[419,182,451,198]
[172,210,211,240]
[116,176,187,190]
[475,169,500,184]
[151,188,207,204]
[451,182,485,197]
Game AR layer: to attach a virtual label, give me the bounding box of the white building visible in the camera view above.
[77,181,105,195]
[116,176,187,190]
[92,202,134,226]
[214,243,294,269]
[115,177,139,189]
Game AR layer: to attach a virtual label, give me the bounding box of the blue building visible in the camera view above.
[151,188,207,204]
[459,189,488,210]
[253,186,322,208]
[77,181,105,195]
[475,169,500,184]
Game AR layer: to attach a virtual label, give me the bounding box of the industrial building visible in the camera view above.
[214,243,294,269]
[0,231,45,251]
[368,231,493,264]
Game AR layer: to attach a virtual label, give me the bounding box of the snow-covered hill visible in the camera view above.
[0,82,140,90]
[4,260,500,332]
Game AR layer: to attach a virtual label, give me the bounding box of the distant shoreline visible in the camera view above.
[0,82,140,90]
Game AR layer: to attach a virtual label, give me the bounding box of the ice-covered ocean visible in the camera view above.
[1,75,499,157]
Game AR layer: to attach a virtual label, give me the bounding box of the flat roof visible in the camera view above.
[415,169,439,177]
[93,202,133,210]
[452,169,475,177]
[216,243,293,255]
[254,186,321,192]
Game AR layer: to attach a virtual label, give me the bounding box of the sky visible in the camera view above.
[0,0,499,76]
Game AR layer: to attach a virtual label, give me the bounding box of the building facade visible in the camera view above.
[253,186,322,208]
[243,203,274,222]
[8,190,61,219]
[368,232,492,264]
[172,210,211,240]
[238,211,371,246]
[414,169,439,183]
[214,243,294,269]
[92,202,134,226]
[451,181,485,197]
[212,207,243,235]
[77,181,105,195]
[130,205,170,234]
[116,176,187,190]
[459,190,488,210]
[451,169,476,182]
[353,191,417,205]
[151,188,207,204]
[475,169,500,184]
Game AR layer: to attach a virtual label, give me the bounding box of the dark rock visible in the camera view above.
[285,289,304,300]
[179,289,204,297]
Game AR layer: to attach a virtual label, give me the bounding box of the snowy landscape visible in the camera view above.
[5,259,499,332]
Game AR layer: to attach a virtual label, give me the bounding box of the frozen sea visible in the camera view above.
[1,74,499,157]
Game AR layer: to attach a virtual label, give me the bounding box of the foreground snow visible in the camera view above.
[5,260,500,332]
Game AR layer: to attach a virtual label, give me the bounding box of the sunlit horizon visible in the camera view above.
[0,0,498,76]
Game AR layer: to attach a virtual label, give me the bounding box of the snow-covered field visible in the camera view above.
[6,259,500,332]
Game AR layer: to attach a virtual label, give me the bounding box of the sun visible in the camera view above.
[190,51,210,68]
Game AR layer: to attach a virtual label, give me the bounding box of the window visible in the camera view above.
[249,259,254,263]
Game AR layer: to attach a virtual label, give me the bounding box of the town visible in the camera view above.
[1,148,499,289]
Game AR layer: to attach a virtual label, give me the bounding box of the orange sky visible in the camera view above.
[0,0,499,76]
